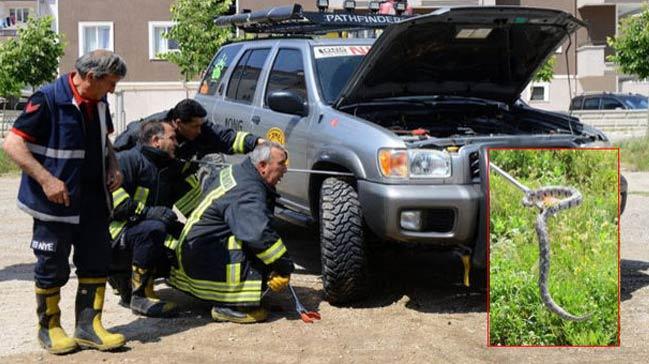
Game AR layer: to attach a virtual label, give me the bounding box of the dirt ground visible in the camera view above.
[1,172,648,363]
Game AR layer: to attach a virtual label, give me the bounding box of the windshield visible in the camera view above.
[622,95,648,109]
[313,45,369,104]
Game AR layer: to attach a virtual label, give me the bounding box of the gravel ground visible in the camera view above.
[0,172,647,363]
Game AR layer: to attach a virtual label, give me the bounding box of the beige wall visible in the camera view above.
[579,73,617,92]
[58,0,182,82]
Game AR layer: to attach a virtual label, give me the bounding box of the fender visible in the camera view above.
[311,145,367,179]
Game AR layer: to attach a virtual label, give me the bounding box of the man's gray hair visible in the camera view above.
[139,120,166,145]
[250,141,288,165]
[75,49,127,79]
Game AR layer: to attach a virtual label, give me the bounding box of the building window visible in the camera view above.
[148,21,179,60]
[530,83,549,102]
[78,22,114,56]
[9,8,30,24]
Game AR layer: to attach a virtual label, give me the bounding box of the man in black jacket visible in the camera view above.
[114,99,264,217]
[109,120,181,317]
[166,141,294,324]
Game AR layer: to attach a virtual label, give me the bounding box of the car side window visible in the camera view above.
[226,48,271,104]
[601,98,624,110]
[582,97,600,110]
[265,49,307,106]
[199,44,243,96]
[570,97,583,110]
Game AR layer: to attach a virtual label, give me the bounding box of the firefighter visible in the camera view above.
[166,141,294,324]
[2,50,127,354]
[108,120,182,318]
[113,98,264,217]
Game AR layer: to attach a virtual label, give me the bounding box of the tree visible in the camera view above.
[163,0,234,82]
[607,6,649,80]
[0,16,64,135]
[13,16,65,90]
[0,39,23,135]
[533,55,556,83]
[607,6,649,134]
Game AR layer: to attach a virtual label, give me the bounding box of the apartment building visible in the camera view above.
[0,0,36,40]
[33,0,187,130]
[6,0,645,125]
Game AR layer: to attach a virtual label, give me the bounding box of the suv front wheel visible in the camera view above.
[319,177,369,304]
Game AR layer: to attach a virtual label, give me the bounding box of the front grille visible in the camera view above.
[422,208,455,233]
[469,151,480,182]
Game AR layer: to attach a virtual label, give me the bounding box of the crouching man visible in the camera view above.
[108,120,181,317]
[166,141,294,323]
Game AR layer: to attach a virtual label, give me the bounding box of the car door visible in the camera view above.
[250,47,311,210]
[218,47,272,165]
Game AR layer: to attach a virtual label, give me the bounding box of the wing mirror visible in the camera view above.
[267,91,308,117]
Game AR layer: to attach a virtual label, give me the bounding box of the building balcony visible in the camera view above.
[578,0,645,10]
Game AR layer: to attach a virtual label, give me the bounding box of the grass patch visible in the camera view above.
[0,149,20,175]
[615,135,649,171]
[489,149,619,346]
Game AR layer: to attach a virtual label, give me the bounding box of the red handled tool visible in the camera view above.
[288,284,321,323]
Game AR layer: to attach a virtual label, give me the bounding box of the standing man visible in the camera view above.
[113,99,264,217]
[109,120,181,318]
[3,50,127,354]
[167,142,294,324]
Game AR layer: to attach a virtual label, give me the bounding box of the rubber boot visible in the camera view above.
[130,265,177,317]
[35,286,78,354]
[73,278,126,351]
[211,306,268,324]
[107,273,132,308]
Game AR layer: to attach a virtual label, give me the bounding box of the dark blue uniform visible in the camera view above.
[109,145,181,273]
[13,73,114,288]
[167,158,293,307]
[113,114,259,217]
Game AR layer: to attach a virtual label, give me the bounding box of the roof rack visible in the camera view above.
[214,4,409,35]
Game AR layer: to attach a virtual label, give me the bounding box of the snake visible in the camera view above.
[522,186,593,322]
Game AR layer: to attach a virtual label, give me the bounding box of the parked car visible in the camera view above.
[569,93,648,111]
[195,5,628,304]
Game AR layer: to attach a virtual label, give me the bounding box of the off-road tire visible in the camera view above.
[319,177,369,304]
[197,153,225,193]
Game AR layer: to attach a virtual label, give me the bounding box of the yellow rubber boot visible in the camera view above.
[73,278,126,351]
[35,286,78,354]
[130,266,177,317]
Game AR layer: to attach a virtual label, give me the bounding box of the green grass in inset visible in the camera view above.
[489,149,618,346]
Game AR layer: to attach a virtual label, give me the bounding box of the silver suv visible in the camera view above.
[195,6,626,304]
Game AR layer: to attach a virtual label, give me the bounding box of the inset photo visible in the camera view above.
[488,148,620,347]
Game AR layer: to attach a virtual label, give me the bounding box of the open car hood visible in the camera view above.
[334,7,584,108]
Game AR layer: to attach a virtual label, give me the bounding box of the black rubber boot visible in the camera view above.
[108,273,132,308]
[130,265,177,317]
[35,286,78,354]
[73,278,126,351]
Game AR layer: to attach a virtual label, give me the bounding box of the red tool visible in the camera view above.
[288,284,321,323]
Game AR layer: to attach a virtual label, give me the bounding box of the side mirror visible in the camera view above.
[267,91,308,117]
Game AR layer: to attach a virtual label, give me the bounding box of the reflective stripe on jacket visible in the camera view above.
[167,158,288,306]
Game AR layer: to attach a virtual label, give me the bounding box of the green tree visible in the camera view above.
[13,16,65,90]
[608,6,649,135]
[0,38,22,101]
[163,0,234,81]
[0,39,23,135]
[533,55,556,82]
[607,6,649,79]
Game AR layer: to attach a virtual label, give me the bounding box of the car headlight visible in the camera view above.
[378,149,451,178]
